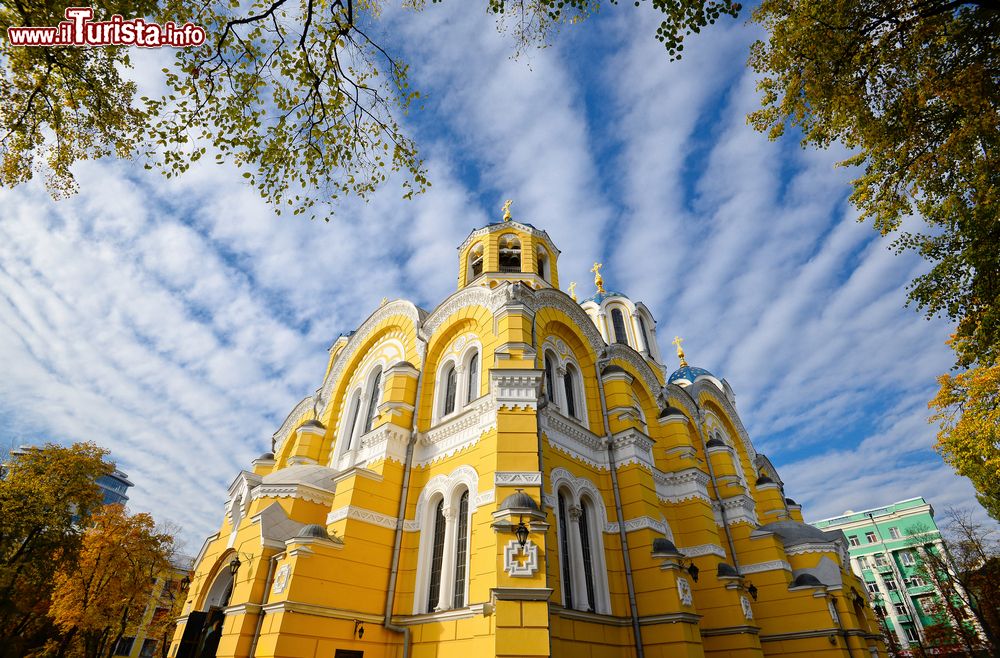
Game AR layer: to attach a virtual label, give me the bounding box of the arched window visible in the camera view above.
[544,353,557,403]
[579,497,597,612]
[427,499,446,612]
[557,491,574,609]
[536,247,548,281]
[498,234,521,273]
[611,308,629,345]
[443,364,458,416]
[344,391,362,450]
[453,490,469,608]
[465,352,479,404]
[563,365,579,419]
[469,243,484,279]
[363,369,382,434]
[637,314,651,353]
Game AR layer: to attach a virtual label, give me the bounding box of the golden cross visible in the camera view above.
[591,262,605,293]
[672,336,688,366]
[501,199,513,222]
[568,281,577,301]
[380,297,389,306]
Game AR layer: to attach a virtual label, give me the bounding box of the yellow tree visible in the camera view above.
[930,359,1000,521]
[0,442,111,658]
[48,505,175,658]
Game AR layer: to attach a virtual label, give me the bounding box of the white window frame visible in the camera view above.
[550,470,612,615]
[412,466,479,614]
[866,531,877,543]
[540,340,589,426]
[468,242,485,281]
[899,550,915,566]
[849,535,861,547]
[333,362,386,466]
[432,340,482,424]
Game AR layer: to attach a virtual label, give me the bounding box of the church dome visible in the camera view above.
[667,365,715,386]
[582,290,626,305]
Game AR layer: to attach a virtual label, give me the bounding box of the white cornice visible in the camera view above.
[415,394,496,467]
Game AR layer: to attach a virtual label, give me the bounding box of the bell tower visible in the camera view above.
[456,199,560,290]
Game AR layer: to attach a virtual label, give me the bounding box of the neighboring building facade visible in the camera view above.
[171,210,886,658]
[99,467,134,505]
[814,497,981,652]
[116,554,195,658]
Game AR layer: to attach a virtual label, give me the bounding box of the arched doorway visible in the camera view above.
[175,559,235,658]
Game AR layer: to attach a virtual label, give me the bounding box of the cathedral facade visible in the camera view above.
[170,211,887,658]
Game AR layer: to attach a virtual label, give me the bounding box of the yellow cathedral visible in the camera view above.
[170,206,887,658]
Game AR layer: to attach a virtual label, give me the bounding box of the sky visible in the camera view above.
[0,2,989,550]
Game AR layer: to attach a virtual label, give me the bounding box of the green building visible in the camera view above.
[814,497,979,652]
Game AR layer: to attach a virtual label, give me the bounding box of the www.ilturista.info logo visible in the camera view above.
[6,7,206,47]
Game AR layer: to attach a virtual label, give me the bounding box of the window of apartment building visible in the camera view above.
[874,604,887,618]
[904,576,924,589]
[884,577,898,591]
[904,626,919,643]
[894,603,907,616]
[139,639,157,658]
[874,553,888,566]
[865,531,877,543]
[866,581,879,594]
[889,527,901,539]
[899,550,915,566]
[857,556,869,569]
[114,637,135,656]
[849,535,860,546]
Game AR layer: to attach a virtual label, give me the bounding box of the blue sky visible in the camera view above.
[0,2,986,549]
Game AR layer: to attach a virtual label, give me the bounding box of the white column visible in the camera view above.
[436,506,458,611]
[567,505,590,611]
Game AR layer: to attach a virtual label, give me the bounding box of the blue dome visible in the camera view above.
[668,365,714,385]
[582,290,626,305]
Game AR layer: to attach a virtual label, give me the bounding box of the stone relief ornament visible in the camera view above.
[271,564,291,595]
[503,539,539,577]
[741,596,754,620]
[676,576,693,606]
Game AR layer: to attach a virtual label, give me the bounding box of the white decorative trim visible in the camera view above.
[326,505,398,530]
[271,564,291,595]
[603,343,665,405]
[677,577,693,606]
[475,489,495,508]
[785,542,839,556]
[604,516,668,535]
[421,286,496,341]
[740,560,792,575]
[504,539,539,577]
[611,428,656,471]
[271,396,314,457]
[653,468,712,504]
[679,544,728,558]
[713,494,759,527]
[741,596,754,620]
[495,471,543,487]
[252,483,335,507]
[541,408,608,469]
[491,369,542,410]
[532,288,605,354]
[416,394,496,467]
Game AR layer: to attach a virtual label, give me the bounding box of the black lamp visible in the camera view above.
[354,620,365,638]
[229,555,242,576]
[179,575,191,591]
[514,517,530,549]
[686,561,699,582]
[747,582,758,601]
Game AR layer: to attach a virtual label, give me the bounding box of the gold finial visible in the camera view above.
[672,336,688,367]
[591,262,605,294]
[568,281,577,301]
[380,297,389,306]
[501,199,513,222]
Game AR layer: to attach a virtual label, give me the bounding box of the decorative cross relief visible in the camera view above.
[503,539,539,577]
[676,576,693,606]
[271,564,291,595]
[741,596,754,620]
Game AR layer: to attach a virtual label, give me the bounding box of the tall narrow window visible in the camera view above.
[470,244,484,279]
[579,500,596,612]
[544,354,556,402]
[557,492,573,609]
[443,365,457,415]
[498,234,521,272]
[611,308,628,345]
[427,500,446,612]
[563,367,577,419]
[453,490,469,608]
[637,314,651,353]
[345,393,361,449]
[363,370,382,434]
[466,353,479,404]
[536,249,548,281]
